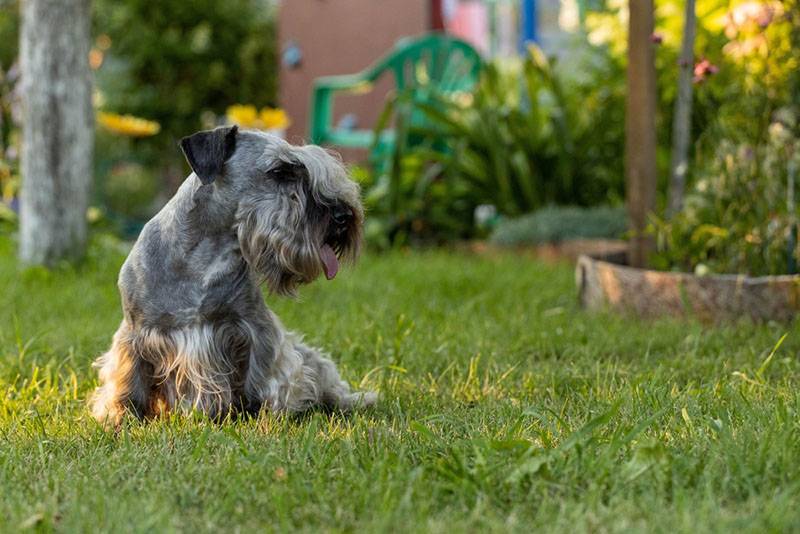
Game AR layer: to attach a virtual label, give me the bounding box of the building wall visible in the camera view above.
[278,0,431,155]
[537,0,580,54]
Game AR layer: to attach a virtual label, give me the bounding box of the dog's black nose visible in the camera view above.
[332,205,352,227]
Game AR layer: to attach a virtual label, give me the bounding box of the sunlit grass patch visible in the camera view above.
[0,236,798,532]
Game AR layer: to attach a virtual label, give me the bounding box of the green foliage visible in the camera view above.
[93,0,278,159]
[366,43,626,247]
[490,205,627,247]
[1,235,800,530]
[91,128,165,237]
[587,0,800,196]
[0,1,18,71]
[424,46,625,214]
[645,1,800,275]
[0,0,279,231]
[362,1,800,253]
[587,0,800,274]
[688,0,800,166]
[0,3,19,222]
[359,155,471,249]
[0,1,280,145]
[102,162,158,220]
[651,114,800,275]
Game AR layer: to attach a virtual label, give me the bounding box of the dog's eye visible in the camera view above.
[266,169,293,183]
[268,162,305,183]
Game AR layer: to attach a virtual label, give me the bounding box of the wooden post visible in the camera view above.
[668,0,696,216]
[625,0,658,268]
[19,0,93,266]
[430,0,444,30]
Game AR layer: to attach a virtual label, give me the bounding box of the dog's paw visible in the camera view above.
[358,391,379,407]
[342,391,378,410]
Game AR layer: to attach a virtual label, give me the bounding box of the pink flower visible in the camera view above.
[650,32,664,44]
[724,1,782,36]
[756,9,774,28]
[693,59,719,83]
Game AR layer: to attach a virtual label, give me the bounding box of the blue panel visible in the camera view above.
[519,0,537,51]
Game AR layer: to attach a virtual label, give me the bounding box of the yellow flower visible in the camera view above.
[98,112,160,137]
[86,206,104,223]
[227,105,291,130]
[226,104,259,127]
[259,107,291,130]
[0,161,18,203]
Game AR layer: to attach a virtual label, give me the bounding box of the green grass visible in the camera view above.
[1,234,799,532]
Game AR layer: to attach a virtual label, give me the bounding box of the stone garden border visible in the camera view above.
[576,255,800,322]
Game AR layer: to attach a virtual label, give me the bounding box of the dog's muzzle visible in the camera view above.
[320,204,354,280]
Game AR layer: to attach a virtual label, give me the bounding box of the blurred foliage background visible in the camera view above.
[0,0,799,275]
[362,41,627,247]
[363,0,800,277]
[0,0,277,234]
[92,0,277,162]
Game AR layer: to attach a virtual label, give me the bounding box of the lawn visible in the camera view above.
[1,234,799,532]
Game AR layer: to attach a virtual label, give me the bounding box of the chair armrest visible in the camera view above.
[314,74,376,93]
[310,74,379,145]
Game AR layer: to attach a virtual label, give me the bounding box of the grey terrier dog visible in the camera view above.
[90,126,376,425]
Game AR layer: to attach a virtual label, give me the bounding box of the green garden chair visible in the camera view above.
[309,33,483,169]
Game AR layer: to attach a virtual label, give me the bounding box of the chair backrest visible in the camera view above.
[308,33,482,155]
[374,33,483,96]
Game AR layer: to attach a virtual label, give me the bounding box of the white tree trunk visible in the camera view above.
[667,0,696,216]
[19,0,93,265]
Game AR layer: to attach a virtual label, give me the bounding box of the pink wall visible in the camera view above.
[278,0,431,160]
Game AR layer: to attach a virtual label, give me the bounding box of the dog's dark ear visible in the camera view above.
[179,125,238,185]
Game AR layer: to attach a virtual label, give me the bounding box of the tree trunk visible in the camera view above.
[19,0,93,266]
[667,0,696,216]
[625,0,658,268]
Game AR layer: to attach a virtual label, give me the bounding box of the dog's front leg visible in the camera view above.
[90,322,154,426]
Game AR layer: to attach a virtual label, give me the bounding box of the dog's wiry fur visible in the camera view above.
[90,126,376,425]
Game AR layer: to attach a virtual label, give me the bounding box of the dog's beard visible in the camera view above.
[236,205,318,296]
[235,202,361,296]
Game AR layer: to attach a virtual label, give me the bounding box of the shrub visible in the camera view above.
[92,0,278,188]
[0,0,280,233]
[418,44,625,214]
[650,109,800,276]
[102,162,158,220]
[365,43,626,247]
[93,0,278,135]
[586,0,800,190]
[490,205,628,247]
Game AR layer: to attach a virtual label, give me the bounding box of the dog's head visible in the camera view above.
[180,126,363,295]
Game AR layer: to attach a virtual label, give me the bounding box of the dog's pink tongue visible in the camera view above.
[320,244,339,280]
